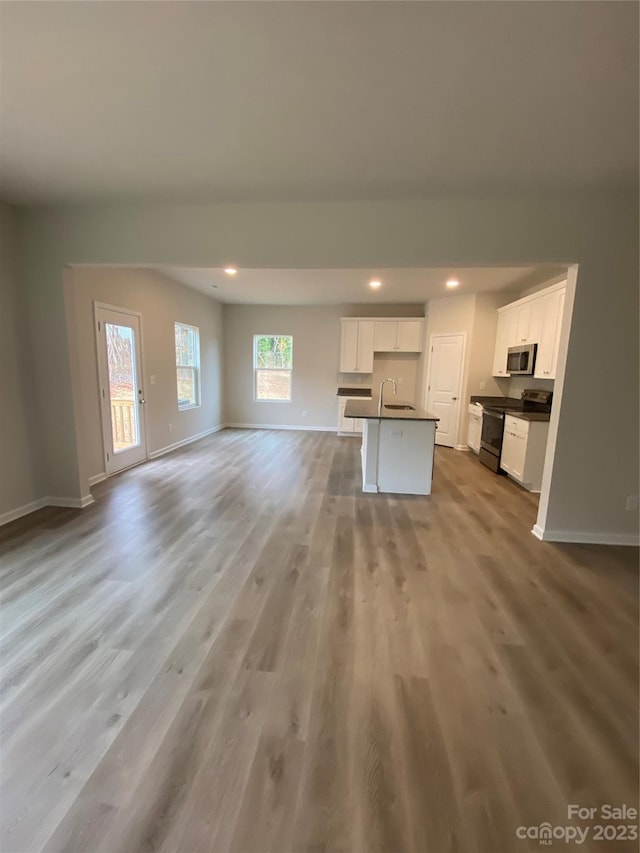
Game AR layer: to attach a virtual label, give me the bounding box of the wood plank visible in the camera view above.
[0,430,634,853]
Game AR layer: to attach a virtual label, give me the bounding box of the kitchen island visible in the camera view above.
[344,399,440,495]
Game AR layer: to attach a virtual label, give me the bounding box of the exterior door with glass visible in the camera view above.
[95,305,147,475]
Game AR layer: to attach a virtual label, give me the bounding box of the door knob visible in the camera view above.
[452,396,457,401]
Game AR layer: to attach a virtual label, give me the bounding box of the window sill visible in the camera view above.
[178,404,201,412]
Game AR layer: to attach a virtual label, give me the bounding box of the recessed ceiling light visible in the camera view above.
[446,278,459,289]
[369,279,382,289]
[224,266,238,276]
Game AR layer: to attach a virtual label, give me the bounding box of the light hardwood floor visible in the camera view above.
[1,429,637,853]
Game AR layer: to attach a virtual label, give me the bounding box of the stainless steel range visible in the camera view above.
[479,389,552,473]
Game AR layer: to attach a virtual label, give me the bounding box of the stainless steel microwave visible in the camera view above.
[506,343,537,375]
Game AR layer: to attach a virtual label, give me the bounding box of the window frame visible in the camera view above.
[253,334,293,403]
[174,321,201,411]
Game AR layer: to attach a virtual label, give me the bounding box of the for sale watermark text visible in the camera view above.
[516,804,638,846]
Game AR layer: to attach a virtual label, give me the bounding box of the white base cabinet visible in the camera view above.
[467,405,482,453]
[338,397,369,435]
[500,415,549,492]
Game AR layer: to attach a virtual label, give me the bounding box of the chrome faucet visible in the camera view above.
[378,377,397,416]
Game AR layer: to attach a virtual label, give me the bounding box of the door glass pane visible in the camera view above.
[106,323,140,453]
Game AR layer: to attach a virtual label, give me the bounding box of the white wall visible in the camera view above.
[421,293,507,446]
[370,352,420,405]
[14,193,639,543]
[507,376,555,399]
[467,292,508,400]
[224,304,341,429]
[0,204,40,521]
[224,302,424,429]
[68,267,223,483]
[422,294,475,446]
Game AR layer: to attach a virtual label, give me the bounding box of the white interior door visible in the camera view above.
[95,305,148,475]
[425,333,465,448]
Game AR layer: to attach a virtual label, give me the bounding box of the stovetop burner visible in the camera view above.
[483,388,552,416]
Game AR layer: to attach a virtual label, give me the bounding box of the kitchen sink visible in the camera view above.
[384,404,416,411]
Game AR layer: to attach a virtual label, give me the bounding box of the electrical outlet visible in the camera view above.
[398,377,403,385]
[625,494,638,512]
[168,423,172,433]
[302,409,308,417]
[480,380,487,390]
[150,374,156,385]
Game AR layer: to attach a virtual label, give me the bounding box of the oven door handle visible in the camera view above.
[483,410,504,420]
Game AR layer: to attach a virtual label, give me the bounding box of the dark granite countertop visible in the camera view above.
[505,411,551,423]
[344,399,439,422]
[470,395,550,422]
[469,395,521,407]
[337,387,372,397]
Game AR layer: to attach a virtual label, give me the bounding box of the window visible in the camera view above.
[254,335,293,401]
[175,322,200,409]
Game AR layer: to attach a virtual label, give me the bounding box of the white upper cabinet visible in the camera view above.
[492,281,566,379]
[340,319,374,373]
[492,307,517,377]
[534,286,566,379]
[514,298,544,345]
[373,321,397,352]
[340,320,359,372]
[396,320,423,352]
[373,319,423,352]
[357,322,375,371]
[550,290,566,377]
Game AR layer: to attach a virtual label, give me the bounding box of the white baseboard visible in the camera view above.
[226,423,336,432]
[149,424,225,460]
[455,444,470,451]
[532,524,639,546]
[0,494,95,527]
[88,472,107,487]
[362,484,378,493]
[0,498,48,527]
[46,495,95,510]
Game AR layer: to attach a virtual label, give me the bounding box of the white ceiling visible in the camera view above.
[0,1,637,204]
[155,265,565,305]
